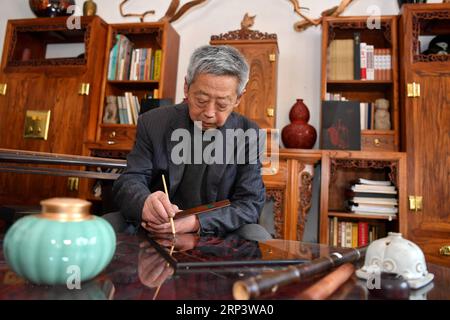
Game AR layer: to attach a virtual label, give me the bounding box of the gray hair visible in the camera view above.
[186,45,249,96]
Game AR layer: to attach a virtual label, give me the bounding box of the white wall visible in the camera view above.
[0,0,442,147]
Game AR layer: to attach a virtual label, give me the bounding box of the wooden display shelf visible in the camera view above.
[327,80,393,85]
[320,15,399,151]
[108,80,159,85]
[328,212,398,221]
[319,150,406,245]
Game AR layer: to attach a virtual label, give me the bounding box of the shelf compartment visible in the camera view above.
[328,212,398,221]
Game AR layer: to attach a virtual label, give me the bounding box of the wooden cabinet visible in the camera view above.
[399,3,450,266]
[319,151,407,246]
[263,149,321,240]
[0,17,108,205]
[320,16,399,151]
[210,29,278,129]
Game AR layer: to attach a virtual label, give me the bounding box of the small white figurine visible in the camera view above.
[374,98,391,130]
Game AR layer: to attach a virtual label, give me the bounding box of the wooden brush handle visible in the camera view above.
[173,200,231,220]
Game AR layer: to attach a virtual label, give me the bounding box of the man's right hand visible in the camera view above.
[141,191,178,232]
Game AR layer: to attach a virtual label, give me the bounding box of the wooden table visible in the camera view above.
[0,232,448,300]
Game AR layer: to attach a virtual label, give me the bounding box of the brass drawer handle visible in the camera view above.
[440,246,450,256]
[109,131,116,138]
[374,138,381,146]
[0,83,7,95]
[107,140,116,145]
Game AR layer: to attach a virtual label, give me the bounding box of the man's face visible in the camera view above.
[184,73,242,129]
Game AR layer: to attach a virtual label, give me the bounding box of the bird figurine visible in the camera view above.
[241,13,256,30]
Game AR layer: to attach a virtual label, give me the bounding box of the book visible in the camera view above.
[358,222,369,246]
[350,204,398,214]
[350,197,398,206]
[360,42,367,80]
[353,32,361,80]
[351,223,358,248]
[346,190,397,198]
[153,49,162,80]
[351,184,396,191]
[366,45,375,80]
[321,101,361,150]
[350,185,397,194]
[345,222,353,248]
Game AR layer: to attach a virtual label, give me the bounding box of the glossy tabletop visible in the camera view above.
[0,232,449,300]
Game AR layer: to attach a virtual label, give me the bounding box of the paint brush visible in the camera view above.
[162,174,176,236]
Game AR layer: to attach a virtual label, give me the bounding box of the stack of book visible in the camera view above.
[329,218,382,247]
[327,33,392,81]
[103,93,141,125]
[347,178,398,219]
[107,34,163,81]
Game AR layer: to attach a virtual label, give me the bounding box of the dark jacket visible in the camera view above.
[113,103,266,235]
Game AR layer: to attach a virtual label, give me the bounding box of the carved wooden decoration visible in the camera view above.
[266,189,284,239]
[329,158,398,187]
[211,12,277,41]
[412,10,450,63]
[297,170,313,241]
[289,0,355,32]
[327,20,392,46]
[7,24,90,67]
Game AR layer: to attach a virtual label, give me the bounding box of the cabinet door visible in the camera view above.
[0,73,88,205]
[404,72,450,266]
[233,44,277,129]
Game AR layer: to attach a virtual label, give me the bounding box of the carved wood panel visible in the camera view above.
[210,29,278,129]
[298,171,313,241]
[228,44,277,129]
[412,11,450,63]
[266,188,284,239]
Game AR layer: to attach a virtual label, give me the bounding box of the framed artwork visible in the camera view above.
[321,101,361,150]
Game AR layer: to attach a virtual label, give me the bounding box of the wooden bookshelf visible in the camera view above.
[80,22,179,201]
[320,16,399,152]
[319,151,407,246]
[92,21,180,150]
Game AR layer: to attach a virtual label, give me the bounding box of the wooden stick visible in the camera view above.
[298,263,355,300]
[173,200,231,220]
[162,174,176,236]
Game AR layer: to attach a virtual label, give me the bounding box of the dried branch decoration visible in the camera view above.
[119,0,155,22]
[289,0,355,32]
[160,0,209,23]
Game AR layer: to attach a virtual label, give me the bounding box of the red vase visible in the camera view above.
[281,99,317,149]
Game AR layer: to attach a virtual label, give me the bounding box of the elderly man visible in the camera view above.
[113,45,270,240]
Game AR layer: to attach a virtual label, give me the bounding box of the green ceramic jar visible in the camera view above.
[3,198,116,285]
